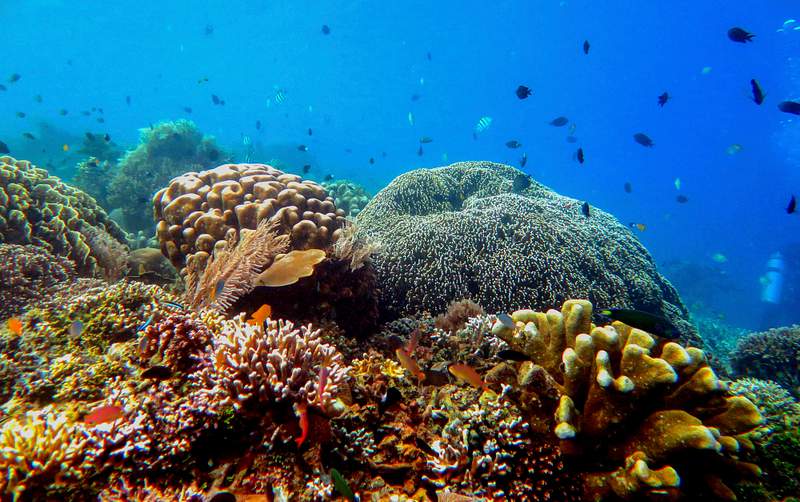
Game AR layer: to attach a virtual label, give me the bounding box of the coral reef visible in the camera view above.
[434,299,485,333]
[126,247,179,286]
[322,179,371,217]
[0,156,129,276]
[491,300,763,500]
[728,378,800,443]
[108,120,229,233]
[731,325,800,397]
[153,162,345,271]
[0,243,75,319]
[355,161,700,345]
[693,313,748,375]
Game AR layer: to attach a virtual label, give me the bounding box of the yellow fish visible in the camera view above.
[62,144,69,152]
[629,222,647,232]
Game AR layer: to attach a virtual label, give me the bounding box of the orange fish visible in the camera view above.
[6,318,22,336]
[209,279,225,302]
[395,348,425,383]
[246,304,272,326]
[405,328,420,355]
[84,404,123,425]
[295,402,309,447]
[448,363,489,391]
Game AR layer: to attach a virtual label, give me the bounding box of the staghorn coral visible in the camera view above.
[153,162,346,272]
[355,161,700,346]
[731,325,800,397]
[109,120,230,233]
[200,316,350,415]
[0,243,75,319]
[0,156,129,277]
[0,406,88,500]
[491,300,763,500]
[322,179,371,217]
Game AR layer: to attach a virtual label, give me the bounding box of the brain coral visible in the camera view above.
[355,161,698,344]
[731,325,800,397]
[0,156,128,276]
[153,163,346,271]
[108,120,230,233]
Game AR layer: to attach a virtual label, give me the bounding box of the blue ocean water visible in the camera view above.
[2,0,799,328]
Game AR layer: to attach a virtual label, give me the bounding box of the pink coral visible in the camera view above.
[139,313,213,374]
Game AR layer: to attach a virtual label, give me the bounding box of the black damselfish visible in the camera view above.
[599,308,681,339]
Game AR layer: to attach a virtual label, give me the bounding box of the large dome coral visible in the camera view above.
[0,156,128,277]
[355,161,698,343]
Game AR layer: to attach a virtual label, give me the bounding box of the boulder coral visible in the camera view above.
[0,156,128,277]
[731,325,800,397]
[355,161,700,345]
[491,300,763,500]
[108,120,229,233]
[153,162,346,272]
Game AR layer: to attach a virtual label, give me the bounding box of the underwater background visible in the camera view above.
[1,1,800,500]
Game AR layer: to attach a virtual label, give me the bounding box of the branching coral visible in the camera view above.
[491,300,763,500]
[728,377,800,443]
[109,120,229,233]
[139,313,213,374]
[731,325,800,397]
[0,156,128,276]
[0,243,75,319]
[355,161,700,346]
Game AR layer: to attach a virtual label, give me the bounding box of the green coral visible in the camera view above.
[322,179,371,217]
[107,120,230,233]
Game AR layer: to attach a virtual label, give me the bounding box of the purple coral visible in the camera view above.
[0,244,75,319]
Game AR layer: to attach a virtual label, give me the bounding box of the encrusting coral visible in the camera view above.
[109,120,229,233]
[0,243,75,319]
[731,325,800,397]
[355,161,700,346]
[490,300,763,500]
[0,156,129,277]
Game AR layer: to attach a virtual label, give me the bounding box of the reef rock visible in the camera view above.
[356,161,698,344]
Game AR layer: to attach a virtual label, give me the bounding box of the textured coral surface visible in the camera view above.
[732,325,800,397]
[355,161,699,345]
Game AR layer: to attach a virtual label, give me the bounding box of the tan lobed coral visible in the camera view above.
[0,156,129,277]
[355,161,700,346]
[153,163,346,271]
[491,300,763,500]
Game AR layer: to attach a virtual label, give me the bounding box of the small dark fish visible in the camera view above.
[624,182,632,193]
[381,151,387,158]
[519,152,527,168]
[787,195,796,214]
[22,132,35,140]
[676,195,689,203]
[426,51,432,61]
[208,492,236,502]
[516,85,532,99]
[81,110,91,116]
[255,120,261,130]
[583,40,590,54]
[576,147,585,164]
[324,174,334,181]
[211,94,221,105]
[778,100,800,115]
[8,73,21,83]
[182,106,193,113]
[297,144,308,152]
[368,157,375,164]
[126,95,131,105]
[302,164,311,174]
[497,313,516,329]
[497,349,530,362]
[321,24,331,35]
[15,112,26,118]
[549,116,569,127]
[599,308,681,339]
[331,468,355,502]
[0,141,9,154]
[423,369,451,386]
[633,133,654,147]
[308,128,313,136]
[204,24,214,36]
[34,95,43,103]
[505,140,522,149]
[104,134,111,142]
[420,136,433,144]
[565,135,578,143]
[581,201,590,217]
[96,117,105,123]
[417,145,424,156]
[512,173,531,193]
[0,84,6,91]
[198,77,209,84]
[750,79,765,105]
[91,107,97,112]
[85,132,94,140]
[411,93,421,101]
[141,365,173,380]
[658,92,669,107]
[59,109,68,116]
[728,27,754,43]
[379,387,402,412]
